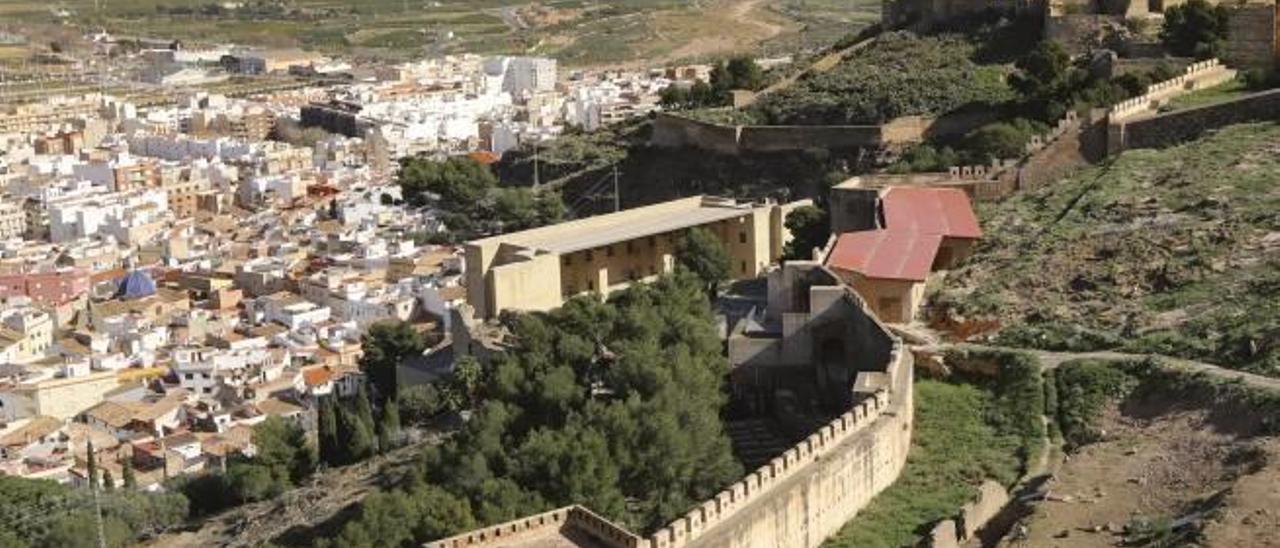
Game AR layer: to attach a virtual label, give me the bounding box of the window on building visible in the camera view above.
[626,242,634,255]
[563,255,572,266]
[741,261,747,273]
[648,236,656,248]
[585,250,593,261]
[587,280,595,291]
[185,373,194,380]
[606,246,614,257]
[739,232,747,244]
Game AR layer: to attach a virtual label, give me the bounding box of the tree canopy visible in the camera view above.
[659,56,767,111]
[175,416,316,516]
[359,320,426,403]
[0,475,188,548]
[782,205,830,260]
[1161,0,1230,59]
[675,227,732,295]
[328,272,742,542]
[397,157,565,238]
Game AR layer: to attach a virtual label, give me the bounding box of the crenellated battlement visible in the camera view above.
[426,505,645,548]
[646,341,904,547]
[1107,59,1236,123]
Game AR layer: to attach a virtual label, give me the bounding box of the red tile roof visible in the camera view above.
[468,151,500,165]
[302,366,334,387]
[826,230,942,282]
[882,187,982,239]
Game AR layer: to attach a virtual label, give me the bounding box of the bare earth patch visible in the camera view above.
[1010,401,1279,547]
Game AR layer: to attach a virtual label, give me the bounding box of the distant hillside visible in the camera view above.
[935,122,1280,376]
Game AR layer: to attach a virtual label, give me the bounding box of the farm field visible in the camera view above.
[0,0,881,67]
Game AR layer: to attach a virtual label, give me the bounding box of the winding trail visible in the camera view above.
[921,341,1280,392]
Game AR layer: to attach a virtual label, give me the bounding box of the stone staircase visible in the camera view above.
[724,418,793,470]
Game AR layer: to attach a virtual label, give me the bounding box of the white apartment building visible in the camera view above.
[47,188,169,244]
[260,293,332,330]
[0,307,54,364]
[485,56,557,97]
[172,346,279,396]
[0,198,26,240]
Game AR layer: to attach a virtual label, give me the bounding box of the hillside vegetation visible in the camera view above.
[310,272,742,545]
[751,32,1015,125]
[936,122,1280,376]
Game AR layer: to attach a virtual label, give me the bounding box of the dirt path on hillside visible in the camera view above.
[654,0,788,66]
[584,0,793,72]
[729,0,784,40]
[929,341,1280,392]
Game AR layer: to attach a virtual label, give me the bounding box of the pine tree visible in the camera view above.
[102,469,115,492]
[338,407,374,463]
[86,440,97,490]
[122,456,137,489]
[354,384,375,437]
[376,398,401,452]
[317,396,339,466]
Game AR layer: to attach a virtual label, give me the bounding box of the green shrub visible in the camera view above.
[946,348,1046,472]
[752,32,1015,125]
[1160,0,1230,59]
[1053,360,1141,448]
[964,118,1049,163]
[994,323,1123,353]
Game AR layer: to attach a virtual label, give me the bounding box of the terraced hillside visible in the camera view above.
[935,122,1280,376]
[1,0,879,67]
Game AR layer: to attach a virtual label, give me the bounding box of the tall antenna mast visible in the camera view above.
[88,440,107,548]
[532,138,540,187]
[612,164,619,212]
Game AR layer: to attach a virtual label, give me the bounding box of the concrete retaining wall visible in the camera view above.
[925,480,1011,547]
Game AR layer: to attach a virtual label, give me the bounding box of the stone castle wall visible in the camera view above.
[1104,59,1280,153]
[427,506,646,548]
[663,347,912,548]
[650,113,914,154]
[431,283,914,548]
[1118,88,1280,150]
[842,110,1080,202]
[1107,59,1236,124]
[1223,3,1279,70]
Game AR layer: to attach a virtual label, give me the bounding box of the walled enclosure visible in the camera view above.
[1111,87,1280,151]
[434,263,914,548]
[1104,59,1243,154]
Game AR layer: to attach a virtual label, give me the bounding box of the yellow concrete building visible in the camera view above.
[464,196,807,319]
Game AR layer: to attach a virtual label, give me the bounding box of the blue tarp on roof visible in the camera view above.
[117,270,157,300]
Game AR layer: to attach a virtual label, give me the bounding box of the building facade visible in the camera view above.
[464,196,807,319]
